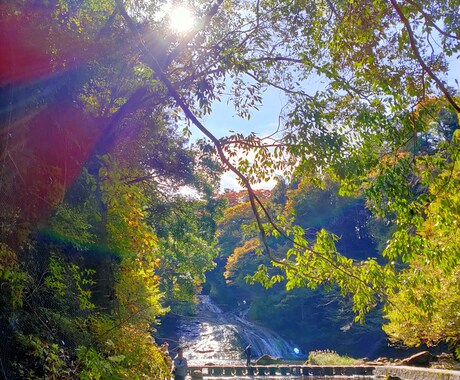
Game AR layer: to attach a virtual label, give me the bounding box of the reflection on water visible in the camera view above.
[177,295,302,366]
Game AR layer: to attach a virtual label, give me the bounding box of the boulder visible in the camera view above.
[255,354,282,365]
[400,351,434,367]
[430,353,459,370]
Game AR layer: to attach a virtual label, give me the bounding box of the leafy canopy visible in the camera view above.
[1,0,460,372]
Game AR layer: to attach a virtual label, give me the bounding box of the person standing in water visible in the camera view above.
[172,347,188,380]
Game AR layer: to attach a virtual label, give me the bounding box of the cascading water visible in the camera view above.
[175,295,302,365]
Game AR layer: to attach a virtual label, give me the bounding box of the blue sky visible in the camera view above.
[204,86,286,139]
[202,85,287,190]
[195,57,460,191]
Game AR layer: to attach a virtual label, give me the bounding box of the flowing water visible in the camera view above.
[175,295,302,366]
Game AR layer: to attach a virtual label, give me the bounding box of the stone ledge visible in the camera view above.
[374,366,460,380]
[188,365,376,377]
[187,365,460,379]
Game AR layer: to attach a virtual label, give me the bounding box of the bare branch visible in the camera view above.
[248,56,372,101]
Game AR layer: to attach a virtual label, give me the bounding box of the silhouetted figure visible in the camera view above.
[172,347,188,380]
[244,344,252,366]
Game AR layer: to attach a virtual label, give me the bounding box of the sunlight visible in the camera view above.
[169,5,195,34]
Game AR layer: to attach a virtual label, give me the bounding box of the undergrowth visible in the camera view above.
[307,350,360,365]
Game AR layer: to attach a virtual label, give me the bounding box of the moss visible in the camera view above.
[255,354,283,365]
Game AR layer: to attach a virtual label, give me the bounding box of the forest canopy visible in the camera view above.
[1,0,459,376]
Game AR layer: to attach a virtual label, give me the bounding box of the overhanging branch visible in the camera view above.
[114,0,294,269]
[389,0,460,113]
[115,0,393,306]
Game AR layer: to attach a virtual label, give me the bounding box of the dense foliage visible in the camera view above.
[213,0,460,357]
[0,0,224,376]
[212,183,390,357]
[1,0,459,375]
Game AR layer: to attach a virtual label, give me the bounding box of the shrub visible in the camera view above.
[307,350,360,365]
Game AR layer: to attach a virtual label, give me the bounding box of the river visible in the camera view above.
[173,295,303,366]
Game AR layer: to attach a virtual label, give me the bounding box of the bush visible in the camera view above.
[307,350,360,365]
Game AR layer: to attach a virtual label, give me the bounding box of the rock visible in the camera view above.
[400,351,434,367]
[191,370,203,380]
[365,361,385,366]
[431,353,459,370]
[255,354,282,365]
[362,357,393,366]
[437,353,453,360]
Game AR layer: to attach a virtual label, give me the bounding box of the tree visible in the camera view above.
[2,0,460,369]
[1,0,224,376]
[197,0,460,353]
[213,179,392,357]
[377,107,460,354]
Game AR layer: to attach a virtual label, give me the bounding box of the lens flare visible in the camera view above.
[169,6,195,34]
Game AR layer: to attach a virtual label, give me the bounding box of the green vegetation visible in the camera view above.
[212,184,388,357]
[307,350,361,366]
[1,0,460,376]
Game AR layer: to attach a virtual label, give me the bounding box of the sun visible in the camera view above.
[169,6,195,34]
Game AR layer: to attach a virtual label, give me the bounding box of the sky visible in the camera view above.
[190,55,460,192]
[201,85,288,190]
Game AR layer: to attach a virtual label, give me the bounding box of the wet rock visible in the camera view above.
[430,353,459,370]
[365,362,385,366]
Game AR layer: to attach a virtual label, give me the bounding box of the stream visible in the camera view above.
[174,295,302,365]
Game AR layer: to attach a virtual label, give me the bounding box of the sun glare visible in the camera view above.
[169,6,195,34]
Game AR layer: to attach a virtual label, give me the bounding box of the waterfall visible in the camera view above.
[175,295,302,365]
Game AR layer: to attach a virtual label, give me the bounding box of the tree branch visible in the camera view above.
[92,86,150,157]
[163,0,225,69]
[389,0,460,113]
[115,0,393,306]
[247,56,372,101]
[404,0,460,41]
[114,0,294,269]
